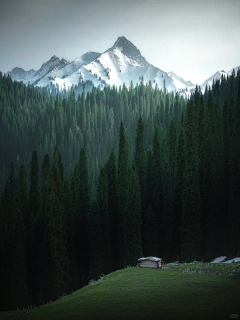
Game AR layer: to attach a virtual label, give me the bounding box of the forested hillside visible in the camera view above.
[0,70,240,310]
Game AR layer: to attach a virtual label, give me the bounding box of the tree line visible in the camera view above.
[0,69,240,310]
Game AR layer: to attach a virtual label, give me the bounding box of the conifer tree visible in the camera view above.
[173,127,184,254]
[17,164,28,218]
[228,125,240,254]
[221,98,234,238]
[44,147,70,299]
[150,128,163,253]
[235,76,240,123]
[105,149,118,270]
[168,116,178,182]
[124,162,143,266]
[0,182,12,310]
[38,154,52,303]
[134,116,146,204]
[27,150,41,304]
[181,100,201,261]
[9,202,29,308]
[76,148,90,284]
[142,205,158,256]
[97,166,112,273]
[88,200,104,279]
[117,122,129,267]
[64,177,78,291]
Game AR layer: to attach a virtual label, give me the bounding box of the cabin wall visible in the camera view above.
[139,260,158,269]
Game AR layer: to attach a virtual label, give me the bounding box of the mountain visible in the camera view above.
[6,36,195,95]
[7,67,37,82]
[167,71,195,92]
[201,66,240,90]
[200,70,228,90]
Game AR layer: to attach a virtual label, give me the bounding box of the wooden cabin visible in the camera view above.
[138,257,162,269]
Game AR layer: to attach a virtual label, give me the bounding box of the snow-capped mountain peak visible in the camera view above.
[6,36,198,96]
[108,36,148,67]
[39,55,69,72]
[201,70,228,90]
[200,66,239,90]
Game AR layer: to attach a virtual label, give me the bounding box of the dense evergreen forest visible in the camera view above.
[0,69,240,310]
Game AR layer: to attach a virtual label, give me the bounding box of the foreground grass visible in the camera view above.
[1,264,240,320]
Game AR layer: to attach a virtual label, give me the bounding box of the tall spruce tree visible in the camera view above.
[117,122,129,267]
[53,147,70,297]
[88,200,104,279]
[142,205,158,256]
[27,150,41,304]
[97,166,112,273]
[38,154,52,303]
[181,100,201,262]
[0,178,13,309]
[134,116,146,201]
[105,149,118,270]
[9,202,29,308]
[44,147,70,300]
[76,148,90,284]
[124,162,143,266]
[64,177,78,291]
[228,124,240,254]
[173,127,185,254]
[150,128,163,255]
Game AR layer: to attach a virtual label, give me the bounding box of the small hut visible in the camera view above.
[138,257,162,269]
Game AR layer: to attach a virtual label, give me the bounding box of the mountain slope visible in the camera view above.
[6,36,195,95]
[168,71,195,89]
[2,266,240,320]
[201,65,240,90]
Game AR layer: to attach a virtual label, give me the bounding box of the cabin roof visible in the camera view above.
[138,256,162,262]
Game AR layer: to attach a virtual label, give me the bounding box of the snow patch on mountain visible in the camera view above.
[168,71,195,89]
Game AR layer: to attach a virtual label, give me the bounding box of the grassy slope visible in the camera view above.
[1,264,240,320]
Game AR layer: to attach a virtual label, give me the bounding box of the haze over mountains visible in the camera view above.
[6,36,239,95]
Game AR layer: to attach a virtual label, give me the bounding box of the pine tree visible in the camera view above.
[76,148,90,285]
[17,164,28,218]
[117,122,129,267]
[0,182,12,310]
[142,205,158,256]
[221,98,234,244]
[235,76,240,123]
[181,100,201,262]
[44,147,70,300]
[27,150,41,304]
[88,200,104,279]
[64,177,78,291]
[150,128,163,254]
[124,163,143,266]
[134,116,146,205]
[97,166,112,273]
[105,149,118,270]
[228,124,240,254]
[38,154,52,303]
[9,202,29,308]
[173,127,184,254]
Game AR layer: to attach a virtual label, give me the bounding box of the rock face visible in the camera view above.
[109,36,149,67]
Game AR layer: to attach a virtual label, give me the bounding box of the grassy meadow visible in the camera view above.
[1,263,240,320]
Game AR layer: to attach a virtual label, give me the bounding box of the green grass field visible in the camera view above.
[1,263,240,320]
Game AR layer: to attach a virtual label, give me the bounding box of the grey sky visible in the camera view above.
[0,0,239,84]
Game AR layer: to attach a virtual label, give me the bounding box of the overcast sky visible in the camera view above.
[0,0,239,85]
